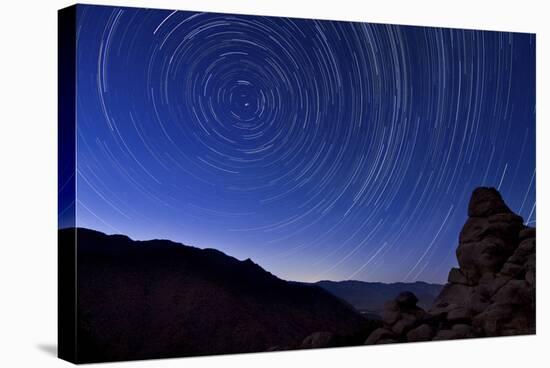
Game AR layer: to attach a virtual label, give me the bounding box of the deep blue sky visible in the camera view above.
[70,4,536,283]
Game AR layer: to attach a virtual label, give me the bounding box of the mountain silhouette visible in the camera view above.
[59,228,374,363]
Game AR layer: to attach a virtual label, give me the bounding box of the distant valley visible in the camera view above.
[315,280,443,317]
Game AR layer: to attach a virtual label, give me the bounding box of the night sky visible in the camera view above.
[71,5,536,283]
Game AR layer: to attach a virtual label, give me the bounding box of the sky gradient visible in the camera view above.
[68,5,536,283]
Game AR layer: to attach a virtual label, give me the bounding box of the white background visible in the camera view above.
[0,0,548,366]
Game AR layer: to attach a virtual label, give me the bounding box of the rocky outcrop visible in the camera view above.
[366,187,535,344]
[364,291,428,344]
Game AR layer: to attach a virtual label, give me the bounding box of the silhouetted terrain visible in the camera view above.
[58,187,535,362]
[316,280,442,317]
[60,228,375,363]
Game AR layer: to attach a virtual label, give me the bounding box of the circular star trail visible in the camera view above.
[74,6,536,283]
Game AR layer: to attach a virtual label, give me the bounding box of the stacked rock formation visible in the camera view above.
[365,187,535,344]
[365,291,430,344]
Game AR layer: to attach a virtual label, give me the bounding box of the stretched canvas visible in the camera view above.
[58,4,536,364]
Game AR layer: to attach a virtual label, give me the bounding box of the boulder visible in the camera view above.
[459,217,489,243]
[518,227,536,241]
[467,187,512,217]
[396,291,419,308]
[365,328,396,345]
[371,290,429,343]
[391,313,420,335]
[432,324,475,340]
[448,267,468,285]
[519,237,536,253]
[300,332,337,349]
[508,238,535,265]
[450,324,476,338]
[472,304,514,336]
[382,300,401,325]
[486,213,524,244]
[446,306,473,323]
[467,289,490,314]
[475,273,512,297]
[491,280,533,306]
[456,237,514,277]
[406,324,434,342]
[432,283,474,309]
[500,262,525,278]
[459,214,522,245]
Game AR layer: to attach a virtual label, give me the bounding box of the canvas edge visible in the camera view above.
[58,4,78,364]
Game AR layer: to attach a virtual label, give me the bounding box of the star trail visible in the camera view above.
[71,5,536,283]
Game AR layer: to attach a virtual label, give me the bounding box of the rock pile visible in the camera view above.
[365,187,535,344]
[365,291,431,344]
